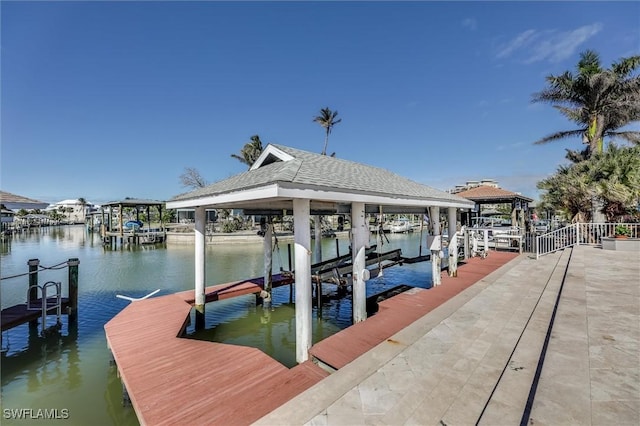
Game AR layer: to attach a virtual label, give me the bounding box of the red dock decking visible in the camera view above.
[309,251,519,369]
[104,252,518,425]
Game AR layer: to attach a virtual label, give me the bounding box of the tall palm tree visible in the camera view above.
[231,135,264,168]
[532,50,640,158]
[313,107,342,156]
[78,197,87,222]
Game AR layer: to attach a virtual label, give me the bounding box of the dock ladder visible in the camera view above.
[26,281,63,335]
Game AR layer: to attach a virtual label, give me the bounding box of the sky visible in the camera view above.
[2,1,639,206]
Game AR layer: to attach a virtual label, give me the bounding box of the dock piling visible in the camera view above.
[28,259,39,328]
[67,258,79,321]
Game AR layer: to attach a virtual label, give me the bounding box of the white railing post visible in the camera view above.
[575,222,580,247]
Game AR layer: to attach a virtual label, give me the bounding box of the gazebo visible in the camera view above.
[166,144,474,363]
[455,185,534,231]
[100,198,166,246]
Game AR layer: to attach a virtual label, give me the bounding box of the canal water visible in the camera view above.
[0,225,433,425]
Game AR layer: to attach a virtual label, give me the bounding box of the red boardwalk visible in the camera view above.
[105,253,518,425]
[309,251,519,369]
[105,278,324,426]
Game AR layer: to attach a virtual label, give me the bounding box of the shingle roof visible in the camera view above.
[102,198,165,207]
[171,144,472,207]
[0,191,49,210]
[455,186,533,202]
[0,190,47,205]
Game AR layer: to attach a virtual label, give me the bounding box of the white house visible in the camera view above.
[45,199,99,223]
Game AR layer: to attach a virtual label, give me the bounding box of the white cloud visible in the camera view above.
[525,23,603,63]
[496,29,538,58]
[496,23,603,64]
[462,18,478,31]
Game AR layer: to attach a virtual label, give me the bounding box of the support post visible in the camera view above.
[293,198,312,363]
[448,207,458,277]
[430,206,441,286]
[194,206,206,330]
[262,220,273,309]
[28,259,39,303]
[314,215,322,264]
[28,259,39,328]
[67,258,79,321]
[351,202,367,323]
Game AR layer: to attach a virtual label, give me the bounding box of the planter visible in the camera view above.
[602,236,640,251]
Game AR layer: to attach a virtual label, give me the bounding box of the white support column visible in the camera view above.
[263,221,273,308]
[194,206,206,330]
[430,206,441,286]
[448,207,458,277]
[483,228,489,251]
[352,202,368,323]
[314,215,322,264]
[293,198,312,363]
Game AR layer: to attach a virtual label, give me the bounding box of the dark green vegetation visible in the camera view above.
[535,50,640,222]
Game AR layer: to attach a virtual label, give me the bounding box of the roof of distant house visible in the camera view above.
[0,190,49,210]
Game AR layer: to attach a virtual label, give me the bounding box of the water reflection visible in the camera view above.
[1,225,433,425]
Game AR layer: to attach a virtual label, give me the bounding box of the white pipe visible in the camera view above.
[293,198,312,363]
[352,202,367,323]
[194,206,206,309]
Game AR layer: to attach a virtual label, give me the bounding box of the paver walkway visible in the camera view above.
[256,245,640,425]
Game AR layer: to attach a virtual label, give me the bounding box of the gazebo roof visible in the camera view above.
[455,186,533,204]
[167,144,474,214]
[102,198,165,208]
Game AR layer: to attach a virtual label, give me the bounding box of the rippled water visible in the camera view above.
[0,225,433,425]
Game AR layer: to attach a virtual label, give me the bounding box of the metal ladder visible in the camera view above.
[26,281,62,335]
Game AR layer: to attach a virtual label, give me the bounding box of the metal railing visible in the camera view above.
[535,223,638,258]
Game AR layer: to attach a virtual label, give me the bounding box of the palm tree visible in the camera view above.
[532,50,640,158]
[538,144,640,222]
[78,197,87,222]
[231,135,264,168]
[313,107,342,156]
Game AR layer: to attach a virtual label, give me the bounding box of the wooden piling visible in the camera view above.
[67,258,79,321]
[28,259,39,328]
[27,259,39,302]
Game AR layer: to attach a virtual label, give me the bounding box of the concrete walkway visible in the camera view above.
[256,245,639,425]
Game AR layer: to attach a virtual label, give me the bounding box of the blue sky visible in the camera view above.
[2,1,639,205]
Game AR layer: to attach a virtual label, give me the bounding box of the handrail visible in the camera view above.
[536,222,638,258]
[26,280,63,334]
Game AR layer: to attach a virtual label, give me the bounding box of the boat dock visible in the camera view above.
[1,258,79,335]
[258,245,640,426]
[104,253,518,425]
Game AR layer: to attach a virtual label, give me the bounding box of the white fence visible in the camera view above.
[535,222,639,258]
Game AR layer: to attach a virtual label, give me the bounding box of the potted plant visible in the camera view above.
[614,224,631,238]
